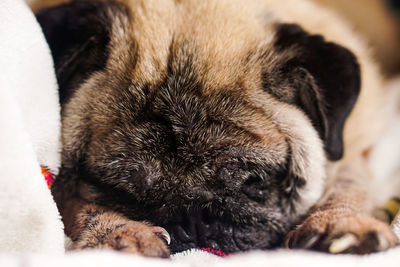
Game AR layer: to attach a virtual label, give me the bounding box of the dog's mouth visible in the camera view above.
[161,209,287,254]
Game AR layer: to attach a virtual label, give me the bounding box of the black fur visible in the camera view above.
[267,23,361,160]
[36,2,360,255]
[36,0,129,105]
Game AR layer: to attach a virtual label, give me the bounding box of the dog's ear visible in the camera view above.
[36,0,128,105]
[265,24,361,161]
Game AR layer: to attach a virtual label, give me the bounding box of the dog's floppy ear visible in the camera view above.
[265,24,361,161]
[36,0,128,105]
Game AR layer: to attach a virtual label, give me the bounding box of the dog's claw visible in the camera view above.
[376,232,389,251]
[299,233,321,249]
[153,226,171,245]
[329,234,358,254]
[286,230,321,249]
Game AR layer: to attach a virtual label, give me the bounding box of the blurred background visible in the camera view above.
[313,0,400,77]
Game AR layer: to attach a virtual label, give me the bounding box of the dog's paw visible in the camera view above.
[72,220,170,258]
[285,210,399,254]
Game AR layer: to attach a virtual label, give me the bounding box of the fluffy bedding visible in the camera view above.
[1,0,400,265]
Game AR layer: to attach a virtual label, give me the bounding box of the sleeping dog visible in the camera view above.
[35,0,399,256]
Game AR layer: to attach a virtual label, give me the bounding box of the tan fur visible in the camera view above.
[31,0,399,254]
[36,0,386,163]
[31,0,387,160]
[112,0,390,215]
[111,0,387,174]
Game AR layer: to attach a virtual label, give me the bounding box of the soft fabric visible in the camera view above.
[1,248,400,267]
[1,0,400,265]
[0,0,64,254]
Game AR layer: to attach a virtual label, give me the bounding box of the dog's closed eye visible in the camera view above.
[243,174,267,201]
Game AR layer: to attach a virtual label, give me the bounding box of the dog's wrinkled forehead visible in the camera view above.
[81,37,292,198]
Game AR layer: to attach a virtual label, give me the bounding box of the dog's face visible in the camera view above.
[37,0,360,253]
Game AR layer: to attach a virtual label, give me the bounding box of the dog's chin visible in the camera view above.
[162,210,288,254]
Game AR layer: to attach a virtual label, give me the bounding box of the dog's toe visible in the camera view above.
[72,220,170,258]
[285,210,399,254]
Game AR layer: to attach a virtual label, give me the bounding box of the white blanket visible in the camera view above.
[1,0,400,265]
[0,0,63,254]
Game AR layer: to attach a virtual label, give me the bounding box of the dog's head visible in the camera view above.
[37,0,360,253]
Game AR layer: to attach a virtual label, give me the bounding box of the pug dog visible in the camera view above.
[34,0,399,257]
